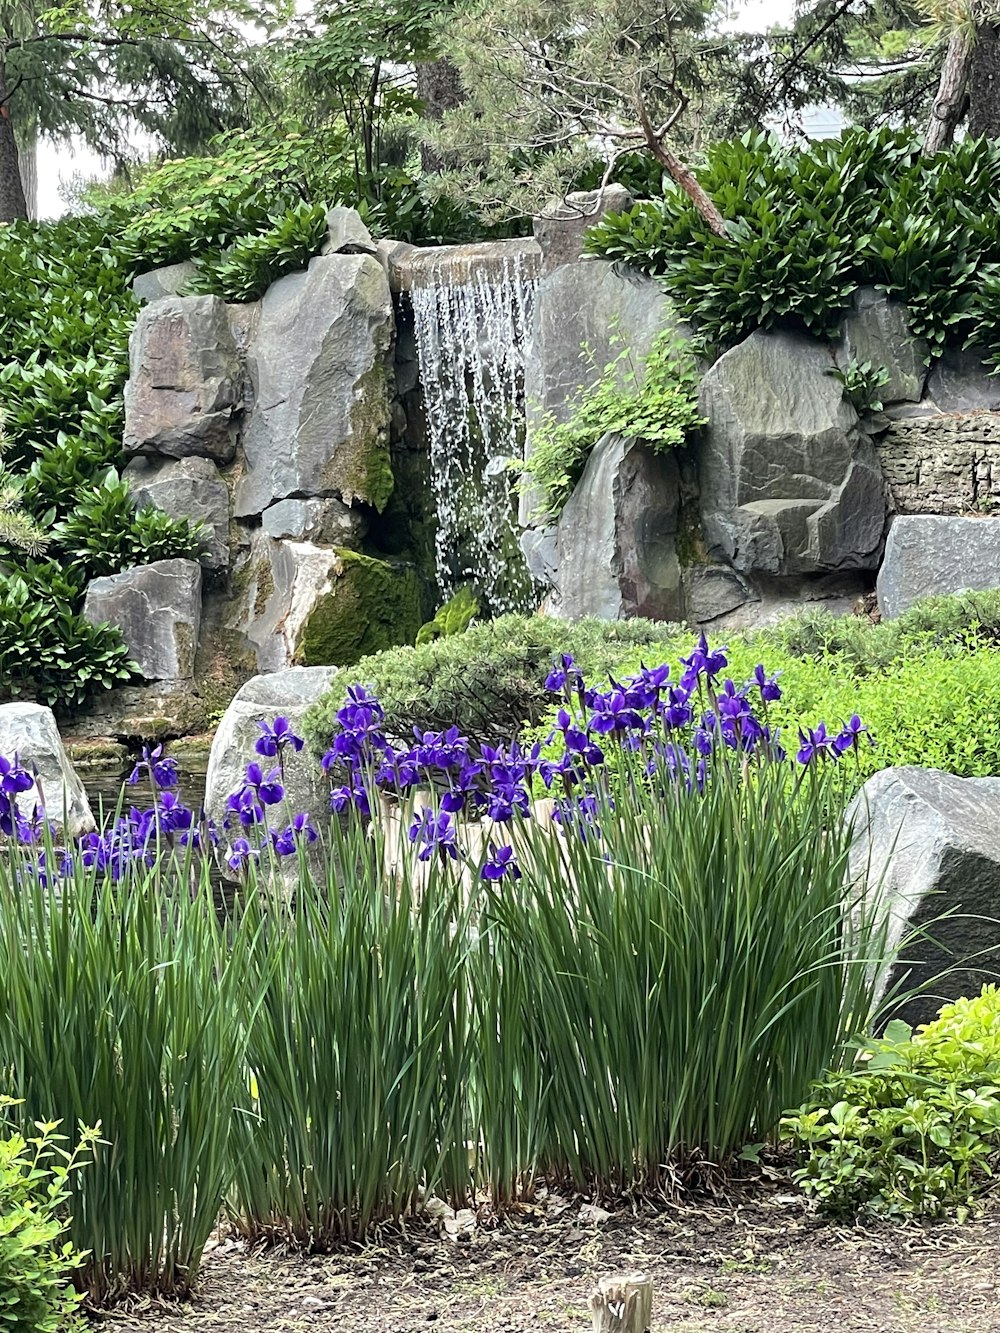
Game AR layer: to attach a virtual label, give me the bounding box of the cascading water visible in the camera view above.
[409,251,539,617]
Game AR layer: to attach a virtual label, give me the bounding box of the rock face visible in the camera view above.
[204,665,339,836]
[233,535,421,674]
[125,455,231,571]
[836,288,928,405]
[83,559,203,681]
[131,261,198,305]
[926,347,1000,413]
[234,254,395,518]
[551,434,682,621]
[124,295,242,462]
[878,413,1000,516]
[323,206,377,256]
[877,515,1000,618]
[0,702,94,839]
[848,766,1000,1026]
[261,497,365,548]
[532,186,633,275]
[698,330,887,575]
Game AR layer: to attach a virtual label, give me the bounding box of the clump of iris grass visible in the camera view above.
[0,635,908,1303]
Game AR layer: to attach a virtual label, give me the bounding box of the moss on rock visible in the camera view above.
[296,549,422,668]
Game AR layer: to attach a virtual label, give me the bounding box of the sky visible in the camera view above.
[34,0,799,219]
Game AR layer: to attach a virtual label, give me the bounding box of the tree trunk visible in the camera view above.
[970,22,1000,138]
[924,27,973,154]
[0,64,28,223]
[416,58,465,173]
[590,1273,653,1333]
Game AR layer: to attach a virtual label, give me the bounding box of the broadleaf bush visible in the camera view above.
[0,1098,94,1332]
[586,128,1000,362]
[782,987,1000,1218]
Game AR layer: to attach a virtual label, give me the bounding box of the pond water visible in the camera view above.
[81,761,210,822]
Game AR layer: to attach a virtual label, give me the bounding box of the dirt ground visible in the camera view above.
[100,1182,1000,1333]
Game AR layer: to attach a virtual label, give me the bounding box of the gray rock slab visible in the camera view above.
[204,665,339,838]
[131,261,198,305]
[83,559,203,682]
[533,185,633,274]
[926,347,1000,412]
[848,766,1000,1026]
[124,295,242,462]
[232,534,341,673]
[836,287,928,405]
[877,514,1000,618]
[323,206,377,256]
[681,564,754,624]
[698,329,886,575]
[125,455,231,571]
[0,702,94,838]
[234,254,394,518]
[552,433,682,621]
[261,497,365,547]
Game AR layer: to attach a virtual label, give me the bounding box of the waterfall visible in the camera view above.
[409,251,538,617]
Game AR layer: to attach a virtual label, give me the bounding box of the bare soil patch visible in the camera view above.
[99,1185,1000,1333]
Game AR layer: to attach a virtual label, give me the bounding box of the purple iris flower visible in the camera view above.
[482,844,522,881]
[270,812,318,856]
[545,653,582,693]
[0,754,35,799]
[752,663,782,703]
[227,837,259,871]
[680,632,729,686]
[408,808,460,862]
[833,714,871,755]
[588,690,646,736]
[796,723,833,766]
[128,743,178,790]
[255,716,305,758]
[244,762,285,806]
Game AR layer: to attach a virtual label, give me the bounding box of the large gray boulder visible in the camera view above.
[232,533,421,674]
[698,330,887,576]
[261,497,365,548]
[926,346,1000,413]
[877,515,1000,618]
[0,703,94,839]
[532,186,633,275]
[83,559,202,682]
[125,455,230,571]
[234,254,394,519]
[836,288,928,406]
[848,767,1000,1027]
[204,666,339,837]
[550,434,682,621]
[124,295,242,462]
[522,257,675,530]
[131,261,197,305]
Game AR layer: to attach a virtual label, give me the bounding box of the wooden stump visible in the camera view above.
[590,1272,653,1332]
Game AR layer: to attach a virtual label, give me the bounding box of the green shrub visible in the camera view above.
[0,1098,93,1332]
[0,569,135,710]
[782,986,1000,1219]
[586,128,1000,361]
[521,330,703,522]
[50,472,205,581]
[304,613,683,750]
[188,200,330,303]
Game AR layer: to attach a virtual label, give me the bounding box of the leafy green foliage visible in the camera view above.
[0,1098,94,1333]
[521,330,703,522]
[415,586,480,645]
[188,201,329,302]
[587,129,1000,361]
[0,567,135,711]
[51,473,205,581]
[828,358,891,414]
[782,987,1000,1219]
[305,614,680,750]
